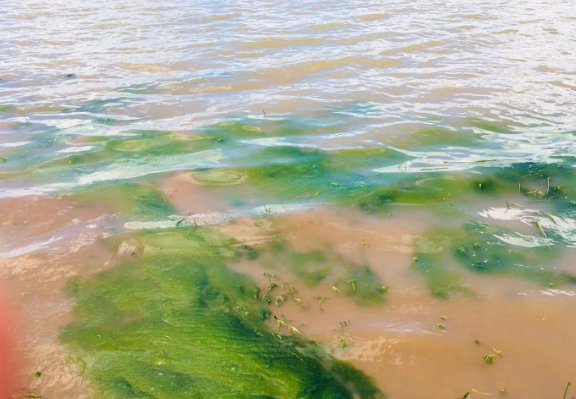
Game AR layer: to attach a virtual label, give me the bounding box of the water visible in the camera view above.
[1,1,576,398]
[2,0,576,189]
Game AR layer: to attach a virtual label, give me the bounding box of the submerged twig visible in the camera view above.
[544,212,558,225]
[533,220,546,238]
[328,283,340,293]
[563,381,572,399]
[461,388,491,398]
[288,325,301,335]
[346,279,357,291]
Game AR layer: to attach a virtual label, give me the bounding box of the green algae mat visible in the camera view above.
[61,229,384,399]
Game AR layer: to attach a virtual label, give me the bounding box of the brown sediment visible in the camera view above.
[0,196,110,254]
[226,207,576,399]
[225,206,436,289]
[0,196,117,399]
[2,193,576,399]
[158,171,233,214]
[158,170,267,215]
[323,294,576,399]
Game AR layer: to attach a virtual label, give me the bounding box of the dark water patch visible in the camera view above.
[338,265,386,306]
[454,221,574,286]
[413,233,475,299]
[413,221,576,297]
[93,117,122,126]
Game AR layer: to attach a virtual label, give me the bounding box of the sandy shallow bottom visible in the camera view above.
[1,190,575,399]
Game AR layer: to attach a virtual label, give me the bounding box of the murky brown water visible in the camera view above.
[2,0,576,398]
[2,186,575,398]
[228,207,576,398]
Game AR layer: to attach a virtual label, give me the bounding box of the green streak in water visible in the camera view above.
[71,182,176,221]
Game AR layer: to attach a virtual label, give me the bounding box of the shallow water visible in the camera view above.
[1,0,576,398]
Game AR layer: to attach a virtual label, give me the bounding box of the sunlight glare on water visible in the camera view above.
[1,0,576,193]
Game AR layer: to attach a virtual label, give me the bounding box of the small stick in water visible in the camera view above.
[288,325,301,335]
[533,220,546,237]
[563,381,572,399]
[328,283,340,293]
[461,389,490,398]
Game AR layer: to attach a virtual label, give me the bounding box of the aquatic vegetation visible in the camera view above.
[260,241,385,305]
[329,147,402,171]
[346,279,357,291]
[0,104,16,113]
[412,235,475,299]
[347,162,576,220]
[3,130,216,185]
[328,283,341,293]
[564,381,572,399]
[201,116,344,143]
[189,169,246,186]
[338,265,386,306]
[454,222,575,285]
[70,182,176,221]
[264,241,332,287]
[62,228,383,399]
[490,346,502,356]
[340,334,350,349]
[244,146,334,199]
[461,388,491,399]
[466,117,511,134]
[351,173,467,214]
[105,130,206,155]
[396,127,484,148]
[413,220,576,297]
